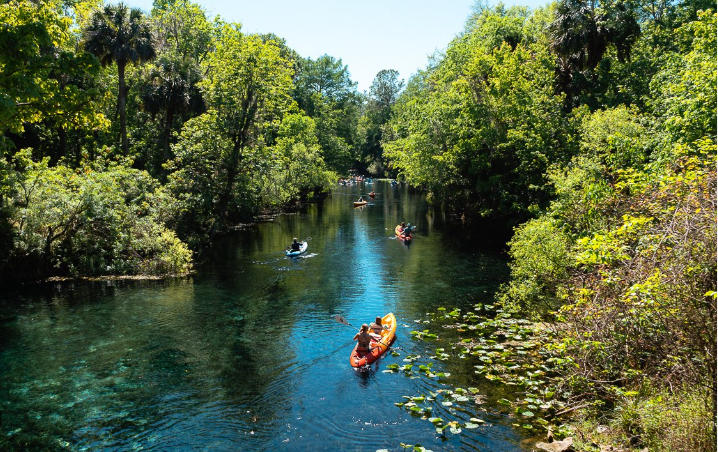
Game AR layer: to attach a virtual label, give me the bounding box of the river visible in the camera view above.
[0,181,531,451]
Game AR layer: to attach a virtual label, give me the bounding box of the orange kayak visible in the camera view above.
[395,225,412,241]
[350,313,397,367]
[354,201,368,207]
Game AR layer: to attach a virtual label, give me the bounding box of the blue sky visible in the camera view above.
[125,0,550,92]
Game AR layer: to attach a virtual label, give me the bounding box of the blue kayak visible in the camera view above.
[285,241,308,257]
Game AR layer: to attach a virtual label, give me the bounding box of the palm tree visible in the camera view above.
[82,3,156,154]
[549,0,640,105]
[141,55,203,164]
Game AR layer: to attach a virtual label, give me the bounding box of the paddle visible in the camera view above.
[333,314,354,327]
[334,314,378,353]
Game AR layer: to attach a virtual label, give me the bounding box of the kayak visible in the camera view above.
[395,225,412,241]
[285,241,308,257]
[350,312,397,367]
[353,201,368,207]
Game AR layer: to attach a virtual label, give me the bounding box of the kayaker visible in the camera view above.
[370,316,384,334]
[404,223,412,236]
[290,238,301,251]
[357,196,365,202]
[354,324,379,353]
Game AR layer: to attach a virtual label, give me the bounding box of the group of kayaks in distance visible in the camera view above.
[284,181,409,367]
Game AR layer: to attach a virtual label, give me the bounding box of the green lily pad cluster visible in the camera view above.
[410,329,438,340]
[393,387,487,435]
[393,303,577,435]
[395,444,434,452]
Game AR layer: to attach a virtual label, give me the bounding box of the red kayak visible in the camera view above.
[395,225,412,241]
[350,313,397,367]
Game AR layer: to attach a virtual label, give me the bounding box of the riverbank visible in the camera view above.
[407,302,717,452]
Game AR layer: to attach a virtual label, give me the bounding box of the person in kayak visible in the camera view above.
[403,223,412,236]
[290,238,301,251]
[354,324,380,353]
[370,316,384,335]
[357,196,365,203]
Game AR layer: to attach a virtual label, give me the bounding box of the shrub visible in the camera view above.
[5,149,192,280]
[499,215,572,316]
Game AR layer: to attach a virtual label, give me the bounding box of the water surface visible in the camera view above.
[0,181,530,451]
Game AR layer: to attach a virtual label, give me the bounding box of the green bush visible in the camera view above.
[5,149,192,280]
[572,385,716,452]
[630,387,716,452]
[498,215,572,317]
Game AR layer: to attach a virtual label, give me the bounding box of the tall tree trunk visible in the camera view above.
[163,107,174,162]
[118,62,128,155]
[56,126,66,166]
[217,139,241,222]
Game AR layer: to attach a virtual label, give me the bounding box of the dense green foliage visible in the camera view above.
[292,54,361,174]
[3,149,192,279]
[385,4,574,226]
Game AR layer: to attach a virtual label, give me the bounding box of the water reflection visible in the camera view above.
[0,181,528,451]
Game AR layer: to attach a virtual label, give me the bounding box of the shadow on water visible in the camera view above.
[0,181,529,452]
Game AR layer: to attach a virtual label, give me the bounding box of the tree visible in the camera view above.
[294,55,357,114]
[259,113,335,205]
[464,2,534,50]
[549,0,641,106]
[151,0,213,64]
[0,0,105,157]
[141,55,202,166]
[359,69,404,174]
[293,55,360,173]
[82,3,156,154]
[385,24,570,224]
[167,25,295,240]
[368,69,404,108]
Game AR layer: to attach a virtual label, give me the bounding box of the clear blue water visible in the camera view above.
[0,181,531,451]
